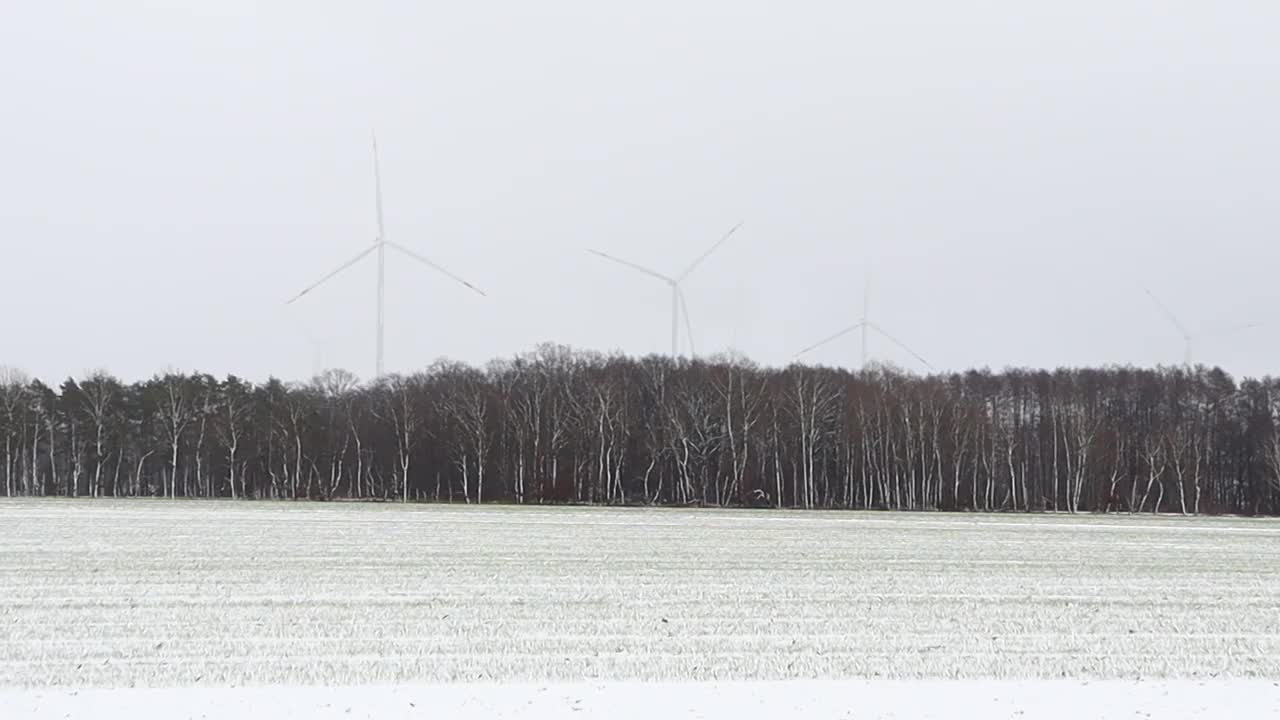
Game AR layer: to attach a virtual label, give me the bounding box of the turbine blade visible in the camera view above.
[862,267,871,322]
[1143,288,1192,340]
[386,241,487,296]
[867,322,934,371]
[586,249,674,284]
[373,133,386,240]
[285,244,379,305]
[1198,321,1264,340]
[677,221,744,281]
[794,322,864,359]
[678,286,697,357]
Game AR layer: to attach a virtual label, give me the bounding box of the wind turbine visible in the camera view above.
[795,273,934,372]
[285,135,486,378]
[277,303,329,379]
[588,222,743,358]
[296,324,326,379]
[1143,288,1262,367]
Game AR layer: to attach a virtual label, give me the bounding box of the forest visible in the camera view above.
[2,345,1279,515]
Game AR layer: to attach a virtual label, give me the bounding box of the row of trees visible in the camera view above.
[3,346,1280,514]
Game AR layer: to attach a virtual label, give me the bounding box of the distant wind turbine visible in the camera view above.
[795,273,934,372]
[297,325,326,379]
[285,135,486,378]
[588,222,743,358]
[1143,288,1261,367]
[278,305,329,379]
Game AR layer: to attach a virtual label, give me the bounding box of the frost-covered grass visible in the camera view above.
[1,500,1278,687]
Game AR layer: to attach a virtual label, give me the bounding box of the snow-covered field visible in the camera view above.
[6,680,1278,719]
[1,500,1278,716]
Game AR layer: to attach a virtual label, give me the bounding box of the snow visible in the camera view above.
[3,680,1277,719]
[2,500,1279,699]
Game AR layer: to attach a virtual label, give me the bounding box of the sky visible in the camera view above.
[2,1,1278,383]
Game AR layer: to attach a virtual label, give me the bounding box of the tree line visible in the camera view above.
[2,346,1280,515]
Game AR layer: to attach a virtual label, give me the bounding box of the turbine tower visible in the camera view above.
[795,274,934,372]
[286,135,486,377]
[588,222,743,358]
[1143,288,1261,367]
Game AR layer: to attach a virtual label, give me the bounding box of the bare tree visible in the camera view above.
[433,361,493,503]
[373,374,425,503]
[214,376,255,500]
[76,371,120,499]
[150,373,196,499]
[0,367,31,497]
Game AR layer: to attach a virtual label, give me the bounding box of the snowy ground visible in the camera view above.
[4,680,1278,719]
[1,500,1278,716]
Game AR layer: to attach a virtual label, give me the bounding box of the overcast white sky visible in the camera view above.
[2,1,1278,383]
